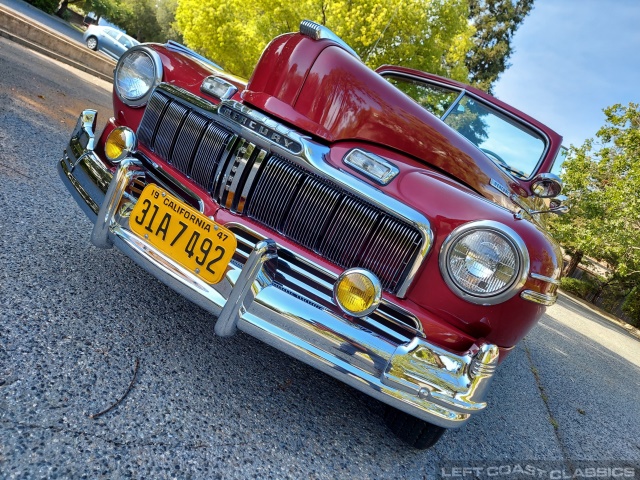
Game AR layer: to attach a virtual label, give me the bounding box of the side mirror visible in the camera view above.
[531,173,563,198]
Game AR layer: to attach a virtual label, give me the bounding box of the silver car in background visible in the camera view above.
[83,25,139,59]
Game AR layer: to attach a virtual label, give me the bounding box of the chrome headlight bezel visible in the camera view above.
[439,220,529,305]
[114,46,163,108]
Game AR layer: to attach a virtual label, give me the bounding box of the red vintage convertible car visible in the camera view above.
[59,21,566,449]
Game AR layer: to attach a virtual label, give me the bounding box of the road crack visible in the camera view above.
[524,339,574,469]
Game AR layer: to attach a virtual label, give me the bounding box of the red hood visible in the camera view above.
[242,33,519,207]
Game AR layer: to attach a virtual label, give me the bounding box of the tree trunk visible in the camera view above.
[563,250,583,277]
[55,0,69,17]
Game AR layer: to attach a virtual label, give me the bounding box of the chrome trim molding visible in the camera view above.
[299,20,361,60]
[58,110,501,429]
[489,178,511,197]
[439,220,530,306]
[521,290,557,306]
[218,101,303,154]
[530,272,561,286]
[114,46,163,108]
[333,268,383,317]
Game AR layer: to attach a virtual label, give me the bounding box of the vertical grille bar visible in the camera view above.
[189,123,234,192]
[246,157,304,229]
[361,218,422,291]
[170,111,208,174]
[154,101,189,161]
[282,177,341,247]
[318,197,379,268]
[137,92,170,148]
[137,90,233,194]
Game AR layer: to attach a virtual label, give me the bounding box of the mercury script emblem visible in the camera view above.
[219,104,302,154]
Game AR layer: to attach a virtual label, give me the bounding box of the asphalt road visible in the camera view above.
[0,0,119,61]
[1,36,639,479]
[0,0,85,45]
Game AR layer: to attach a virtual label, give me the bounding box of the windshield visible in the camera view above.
[551,146,568,177]
[384,74,547,179]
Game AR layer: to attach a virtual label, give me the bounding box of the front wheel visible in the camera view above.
[384,406,446,449]
[86,36,98,50]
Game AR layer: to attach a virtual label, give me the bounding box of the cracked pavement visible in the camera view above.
[1,36,639,479]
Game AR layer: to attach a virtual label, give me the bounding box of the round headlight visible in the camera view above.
[114,46,162,107]
[334,268,382,317]
[439,221,529,305]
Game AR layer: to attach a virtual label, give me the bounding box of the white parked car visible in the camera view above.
[83,25,139,59]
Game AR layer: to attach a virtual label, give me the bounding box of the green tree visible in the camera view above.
[550,103,640,309]
[157,0,183,43]
[56,0,122,22]
[466,0,535,92]
[176,0,475,79]
[27,0,59,14]
[111,0,163,42]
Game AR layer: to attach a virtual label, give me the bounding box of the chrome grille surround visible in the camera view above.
[136,83,434,297]
[228,223,425,343]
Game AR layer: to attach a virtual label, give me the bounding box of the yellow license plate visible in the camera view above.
[129,184,237,284]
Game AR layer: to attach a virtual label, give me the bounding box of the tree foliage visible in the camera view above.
[27,0,59,14]
[111,0,163,43]
[56,0,122,22]
[156,0,183,43]
[466,0,534,92]
[175,0,475,79]
[550,103,640,301]
[56,0,174,43]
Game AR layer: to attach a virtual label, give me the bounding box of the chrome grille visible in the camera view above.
[244,156,421,293]
[319,196,379,268]
[191,123,232,191]
[154,101,189,161]
[230,225,424,342]
[282,176,341,246]
[246,156,305,227]
[171,111,208,174]
[137,91,233,193]
[137,88,423,295]
[137,92,170,147]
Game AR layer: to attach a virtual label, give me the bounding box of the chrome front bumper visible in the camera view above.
[58,110,500,429]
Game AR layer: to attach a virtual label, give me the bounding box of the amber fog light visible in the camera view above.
[105,127,136,163]
[334,268,382,317]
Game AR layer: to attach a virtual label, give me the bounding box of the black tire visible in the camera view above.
[86,36,98,51]
[384,406,446,449]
